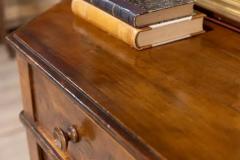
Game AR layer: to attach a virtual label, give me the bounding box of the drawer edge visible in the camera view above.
[20,111,70,160]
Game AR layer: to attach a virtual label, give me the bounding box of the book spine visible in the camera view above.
[72,0,140,49]
[84,0,137,27]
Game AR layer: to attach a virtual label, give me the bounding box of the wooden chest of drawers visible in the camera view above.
[7,0,240,160]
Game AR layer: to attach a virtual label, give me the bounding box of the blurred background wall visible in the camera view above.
[4,0,58,29]
[2,0,59,35]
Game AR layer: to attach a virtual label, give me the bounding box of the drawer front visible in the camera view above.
[31,67,135,160]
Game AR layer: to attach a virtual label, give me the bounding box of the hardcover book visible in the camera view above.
[72,0,205,50]
[83,0,194,27]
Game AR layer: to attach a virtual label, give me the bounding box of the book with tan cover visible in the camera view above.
[72,0,205,50]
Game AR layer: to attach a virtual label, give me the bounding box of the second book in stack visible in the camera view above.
[72,0,204,50]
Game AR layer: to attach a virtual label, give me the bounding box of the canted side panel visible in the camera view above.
[17,53,43,160]
[17,53,36,121]
[30,63,135,160]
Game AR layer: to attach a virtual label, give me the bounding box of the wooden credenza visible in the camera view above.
[7,0,240,160]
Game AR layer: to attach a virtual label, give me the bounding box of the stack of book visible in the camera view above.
[72,0,205,50]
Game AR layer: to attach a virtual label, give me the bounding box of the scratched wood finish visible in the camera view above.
[7,0,240,160]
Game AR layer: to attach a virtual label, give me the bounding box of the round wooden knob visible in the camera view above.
[53,126,79,151]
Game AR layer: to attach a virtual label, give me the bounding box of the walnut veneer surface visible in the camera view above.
[7,0,240,160]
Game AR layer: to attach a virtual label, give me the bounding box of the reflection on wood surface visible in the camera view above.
[196,0,240,22]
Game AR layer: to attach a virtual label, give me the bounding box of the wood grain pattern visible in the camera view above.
[7,0,240,160]
[31,65,135,160]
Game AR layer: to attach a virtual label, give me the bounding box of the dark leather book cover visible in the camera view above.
[84,0,193,27]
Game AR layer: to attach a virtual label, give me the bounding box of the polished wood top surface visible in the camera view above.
[7,0,240,160]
